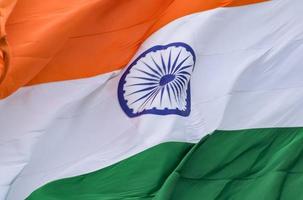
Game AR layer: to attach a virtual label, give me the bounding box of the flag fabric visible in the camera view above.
[1,0,303,199]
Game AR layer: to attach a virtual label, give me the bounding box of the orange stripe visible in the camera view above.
[0,0,268,98]
[0,0,17,92]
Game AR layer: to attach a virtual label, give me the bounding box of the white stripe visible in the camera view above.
[1,0,303,199]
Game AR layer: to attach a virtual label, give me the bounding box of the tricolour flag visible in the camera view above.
[1,0,303,199]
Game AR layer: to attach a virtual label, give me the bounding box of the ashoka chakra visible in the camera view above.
[118,42,196,117]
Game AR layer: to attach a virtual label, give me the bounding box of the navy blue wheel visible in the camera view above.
[118,42,196,117]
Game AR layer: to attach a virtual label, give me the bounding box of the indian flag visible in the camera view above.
[1,0,303,199]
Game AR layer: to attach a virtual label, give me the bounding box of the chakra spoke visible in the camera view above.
[128,76,159,83]
[176,65,193,73]
[126,82,159,87]
[138,87,161,111]
[151,56,165,76]
[166,84,172,106]
[172,55,190,75]
[129,87,158,105]
[167,49,172,75]
[160,87,165,106]
[169,83,180,107]
[170,49,182,74]
[176,70,191,76]
[125,85,158,97]
[141,60,163,78]
[134,68,161,79]
[160,53,167,74]
[175,77,186,87]
[176,74,188,84]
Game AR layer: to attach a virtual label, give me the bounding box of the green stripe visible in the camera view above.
[27,127,303,200]
[27,142,193,200]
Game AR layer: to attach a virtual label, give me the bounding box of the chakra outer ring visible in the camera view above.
[118,42,196,118]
